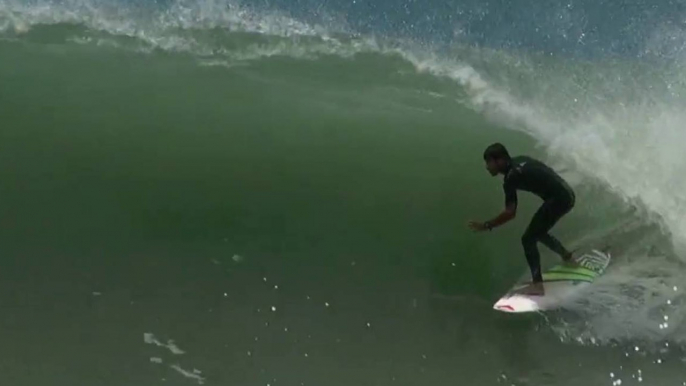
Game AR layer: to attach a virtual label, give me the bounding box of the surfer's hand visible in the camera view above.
[468,221,488,232]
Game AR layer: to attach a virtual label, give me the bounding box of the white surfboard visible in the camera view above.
[493,249,611,313]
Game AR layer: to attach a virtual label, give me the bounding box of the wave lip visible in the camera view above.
[0,0,354,56]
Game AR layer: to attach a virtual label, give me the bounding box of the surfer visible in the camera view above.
[468,143,578,295]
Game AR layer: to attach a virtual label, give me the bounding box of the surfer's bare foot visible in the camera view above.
[520,282,545,296]
[562,251,580,268]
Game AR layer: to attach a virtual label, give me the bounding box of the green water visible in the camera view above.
[1,23,686,386]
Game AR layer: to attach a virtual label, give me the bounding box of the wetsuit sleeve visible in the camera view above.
[503,178,518,209]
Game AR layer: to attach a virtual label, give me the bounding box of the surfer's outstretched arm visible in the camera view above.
[468,203,516,232]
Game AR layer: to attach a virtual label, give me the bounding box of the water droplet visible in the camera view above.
[610,373,615,378]
[674,286,678,291]
[274,285,279,290]
[667,300,672,305]
[325,302,330,307]
[271,306,276,312]
[664,315,669,321]
[263,277,267,282]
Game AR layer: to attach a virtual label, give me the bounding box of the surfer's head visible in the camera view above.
[483,143,510,176]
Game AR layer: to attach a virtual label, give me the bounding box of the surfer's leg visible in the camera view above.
[539,199,575,260]
[539,233,570,258]
[521,235,543,283]
[521,205,550,283]
[521,200,569,282]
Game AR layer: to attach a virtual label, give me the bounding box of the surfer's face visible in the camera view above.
[485,158,500,176]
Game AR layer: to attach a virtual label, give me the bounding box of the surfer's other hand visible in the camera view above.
[468,221,488,232]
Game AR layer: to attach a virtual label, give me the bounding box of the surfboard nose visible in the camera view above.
[493,303,516,312]
[493,295,539,313]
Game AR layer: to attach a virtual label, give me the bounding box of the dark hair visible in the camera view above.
[483,143,510,161]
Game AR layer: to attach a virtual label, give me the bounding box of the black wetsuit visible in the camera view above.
[503,156,576,283]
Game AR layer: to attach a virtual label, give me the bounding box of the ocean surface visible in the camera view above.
[3,0,686,384]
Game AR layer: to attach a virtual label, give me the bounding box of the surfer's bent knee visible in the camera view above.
[521,231,537,246]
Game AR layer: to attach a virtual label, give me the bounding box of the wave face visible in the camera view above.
[3,0,686,385]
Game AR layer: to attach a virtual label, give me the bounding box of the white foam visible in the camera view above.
[170,364,205,384]
[551,252,686,346]
[0,0,327,36]
[0,0,367,55]
[144,333,186,355]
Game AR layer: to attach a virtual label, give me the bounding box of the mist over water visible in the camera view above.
[3,0,686,385]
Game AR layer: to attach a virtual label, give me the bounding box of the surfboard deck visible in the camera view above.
[493,249,611,313]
